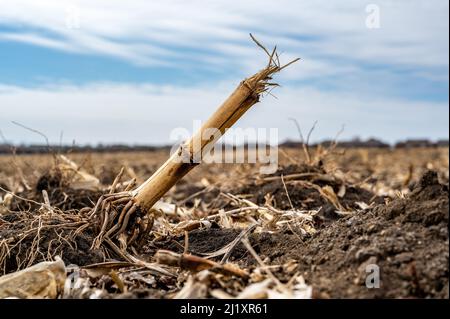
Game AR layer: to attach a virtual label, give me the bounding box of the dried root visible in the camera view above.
[89,168,153,253]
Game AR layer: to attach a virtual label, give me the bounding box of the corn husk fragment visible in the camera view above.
[0,258,66,299]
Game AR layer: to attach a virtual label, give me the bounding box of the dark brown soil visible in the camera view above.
[161,171,448,298]
[0,217,104,274]
[233,164,384,224]
[170,163,385,226]
[293,171,448,298]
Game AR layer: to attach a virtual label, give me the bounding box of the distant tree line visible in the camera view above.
[0,138,448,155]
[0,144,170,155]
[280,138,449,149]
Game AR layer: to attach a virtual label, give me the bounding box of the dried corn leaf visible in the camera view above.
[0,258,66,299]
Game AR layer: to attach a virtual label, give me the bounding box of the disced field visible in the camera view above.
[0,146,448,298]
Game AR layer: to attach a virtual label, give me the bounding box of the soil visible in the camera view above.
[159,170,448,298]
[228,163,384,225]
[0,147,448,298]
[0,212,104,273]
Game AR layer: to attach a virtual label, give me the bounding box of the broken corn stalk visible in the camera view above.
[92,35,299,250]
[133,36,299,212]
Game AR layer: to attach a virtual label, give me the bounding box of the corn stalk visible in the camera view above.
[90,35,299,253]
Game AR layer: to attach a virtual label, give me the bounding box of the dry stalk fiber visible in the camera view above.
[155,250,248,278]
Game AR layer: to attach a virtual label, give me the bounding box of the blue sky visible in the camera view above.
[0,0,448,145]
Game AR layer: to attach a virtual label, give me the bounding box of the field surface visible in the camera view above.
[0,146,448,298]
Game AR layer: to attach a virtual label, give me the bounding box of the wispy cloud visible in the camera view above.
[0,0,448,77]
[0,32,78,52]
